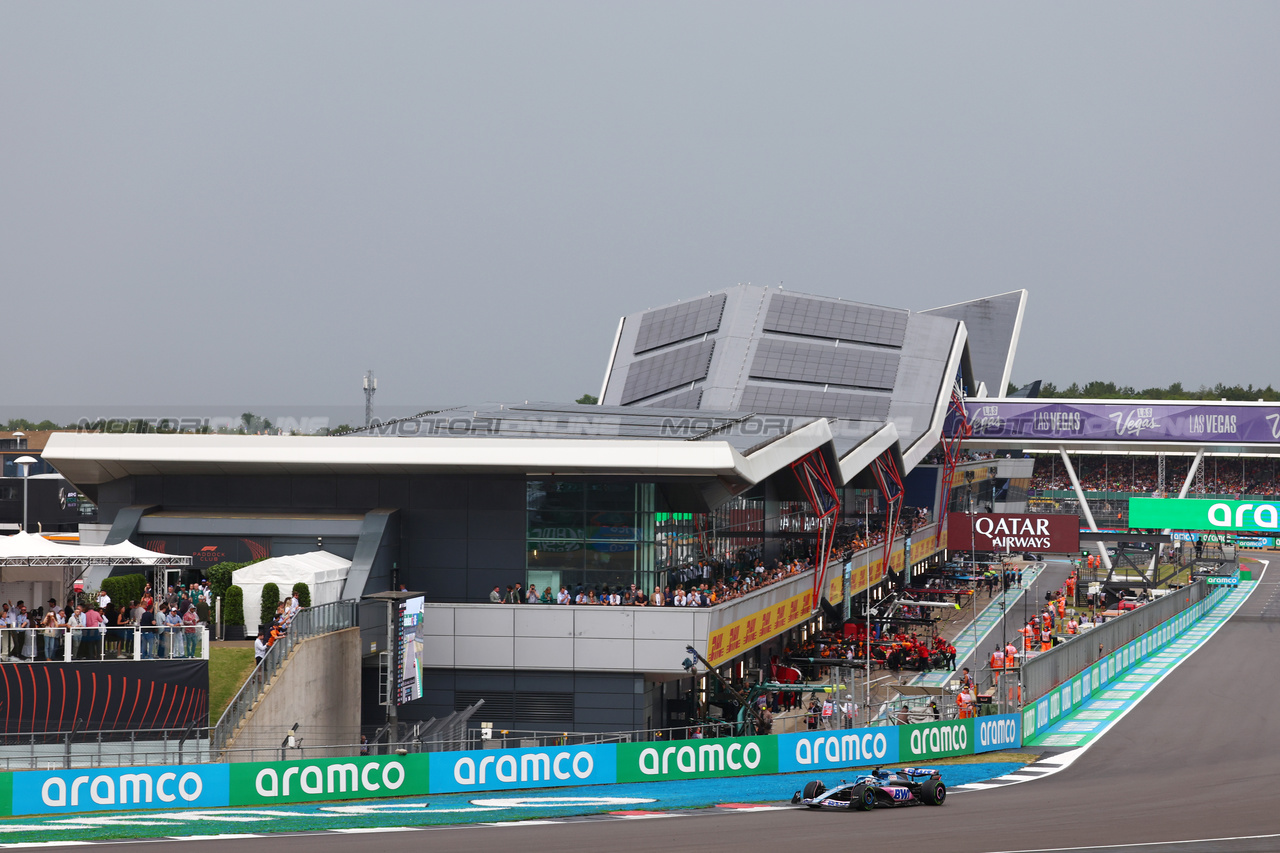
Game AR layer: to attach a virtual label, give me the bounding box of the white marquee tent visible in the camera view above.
[0,531,191,609]
[231,550,351,635]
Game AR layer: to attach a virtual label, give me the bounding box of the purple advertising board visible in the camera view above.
[948,401,1280,444]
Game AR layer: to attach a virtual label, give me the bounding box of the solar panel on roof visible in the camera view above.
[739,384,891,420]
[620,339,716,404]
[748,338,899,391]
[640,388,704,409]
[633,293,727,354]
[763,294,907,347]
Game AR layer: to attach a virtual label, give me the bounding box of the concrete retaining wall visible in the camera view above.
[226,627,361,760]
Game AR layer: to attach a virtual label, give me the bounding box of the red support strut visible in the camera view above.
[789,450,842,611]
[870,451,906,584]
[938,386,972,541]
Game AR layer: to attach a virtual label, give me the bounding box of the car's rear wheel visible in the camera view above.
[920,779,946,805]
[856,785,876,811]
[803,780,826,801]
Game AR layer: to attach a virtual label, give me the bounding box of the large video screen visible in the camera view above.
[397,596,424,704]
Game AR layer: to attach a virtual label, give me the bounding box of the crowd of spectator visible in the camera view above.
[0,582,212,662]
[254,591,305,664]
[494,509,933,610]
[492,555,812,609]
[1032,455,1280,496]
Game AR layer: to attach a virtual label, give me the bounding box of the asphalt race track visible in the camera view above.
[21,558,1278,853]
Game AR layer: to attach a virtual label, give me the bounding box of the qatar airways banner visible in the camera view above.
[948,401,1280,443]
[946,513,1080,553]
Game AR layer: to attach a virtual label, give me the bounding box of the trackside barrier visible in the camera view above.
[0,714,1020,817]
[1021,579,1209,704]
[1021,585,1229,740]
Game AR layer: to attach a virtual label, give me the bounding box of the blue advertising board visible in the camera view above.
[11,765,230,815]
[776,727,897,772]
[427,743,617,794]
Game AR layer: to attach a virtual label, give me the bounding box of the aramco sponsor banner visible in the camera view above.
[0,717,1030,815]
[974,714,1021,753]
[899,720,973,761]
[1129,497,1280,533]
[429,744,616,794]
[230,754,429,805]
[946,513,1080,553]
[616,736,776,782]
[777,727,897,772]
[11,765,229,815]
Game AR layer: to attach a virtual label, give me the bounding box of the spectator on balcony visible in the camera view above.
[164,604,185,657]
[490,585,502,603]
[81,603,102,660]
[41,609,60,661]
[67,605,85,658]
[115,601,135,659]
[139,603,156,659]
[557,586,571,605]
[0,603,12,658]
[183,602,202,658]
[254,629,268,665]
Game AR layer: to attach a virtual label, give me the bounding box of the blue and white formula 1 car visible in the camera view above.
[790,767,946,811]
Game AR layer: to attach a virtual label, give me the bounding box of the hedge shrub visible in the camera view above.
[224,585,245,626]
[100,574,148,609]
[291,581,311,608]
[260,582,281,627]
[206,561,246,603]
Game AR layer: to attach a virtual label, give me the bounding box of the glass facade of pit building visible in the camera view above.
[524,478,892,596]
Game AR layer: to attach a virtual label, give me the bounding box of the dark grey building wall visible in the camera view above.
[92,473,527,603]
[406,669,648,733]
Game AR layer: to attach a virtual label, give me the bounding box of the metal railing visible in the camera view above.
[0,725,211,771]
[0,625,210,662]
[1021,579,1209,703]
[211,600,359,752]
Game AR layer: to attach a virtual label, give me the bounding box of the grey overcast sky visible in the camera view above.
[3,2,1279,416]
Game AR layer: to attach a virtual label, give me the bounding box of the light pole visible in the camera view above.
[15,455,37,533]
[864,495,872,722]
[968,497,978,667]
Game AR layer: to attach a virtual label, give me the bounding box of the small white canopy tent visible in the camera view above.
[232,550,351,635]
[0,531,190,608]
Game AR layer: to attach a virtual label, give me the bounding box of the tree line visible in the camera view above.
[1007,380,1280,402]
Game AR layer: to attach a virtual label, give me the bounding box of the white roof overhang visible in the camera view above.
[44,426,837,491]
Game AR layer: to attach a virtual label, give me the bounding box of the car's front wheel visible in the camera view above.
[855,785,876,811]
[803,780,826,802]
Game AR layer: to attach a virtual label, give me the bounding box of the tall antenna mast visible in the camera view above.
[363,370,377,428]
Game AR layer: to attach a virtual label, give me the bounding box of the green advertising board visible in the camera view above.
[616,736,777,783]
[899,719,974,761]
[229,754,430,806]
[1129,497,1280,533]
